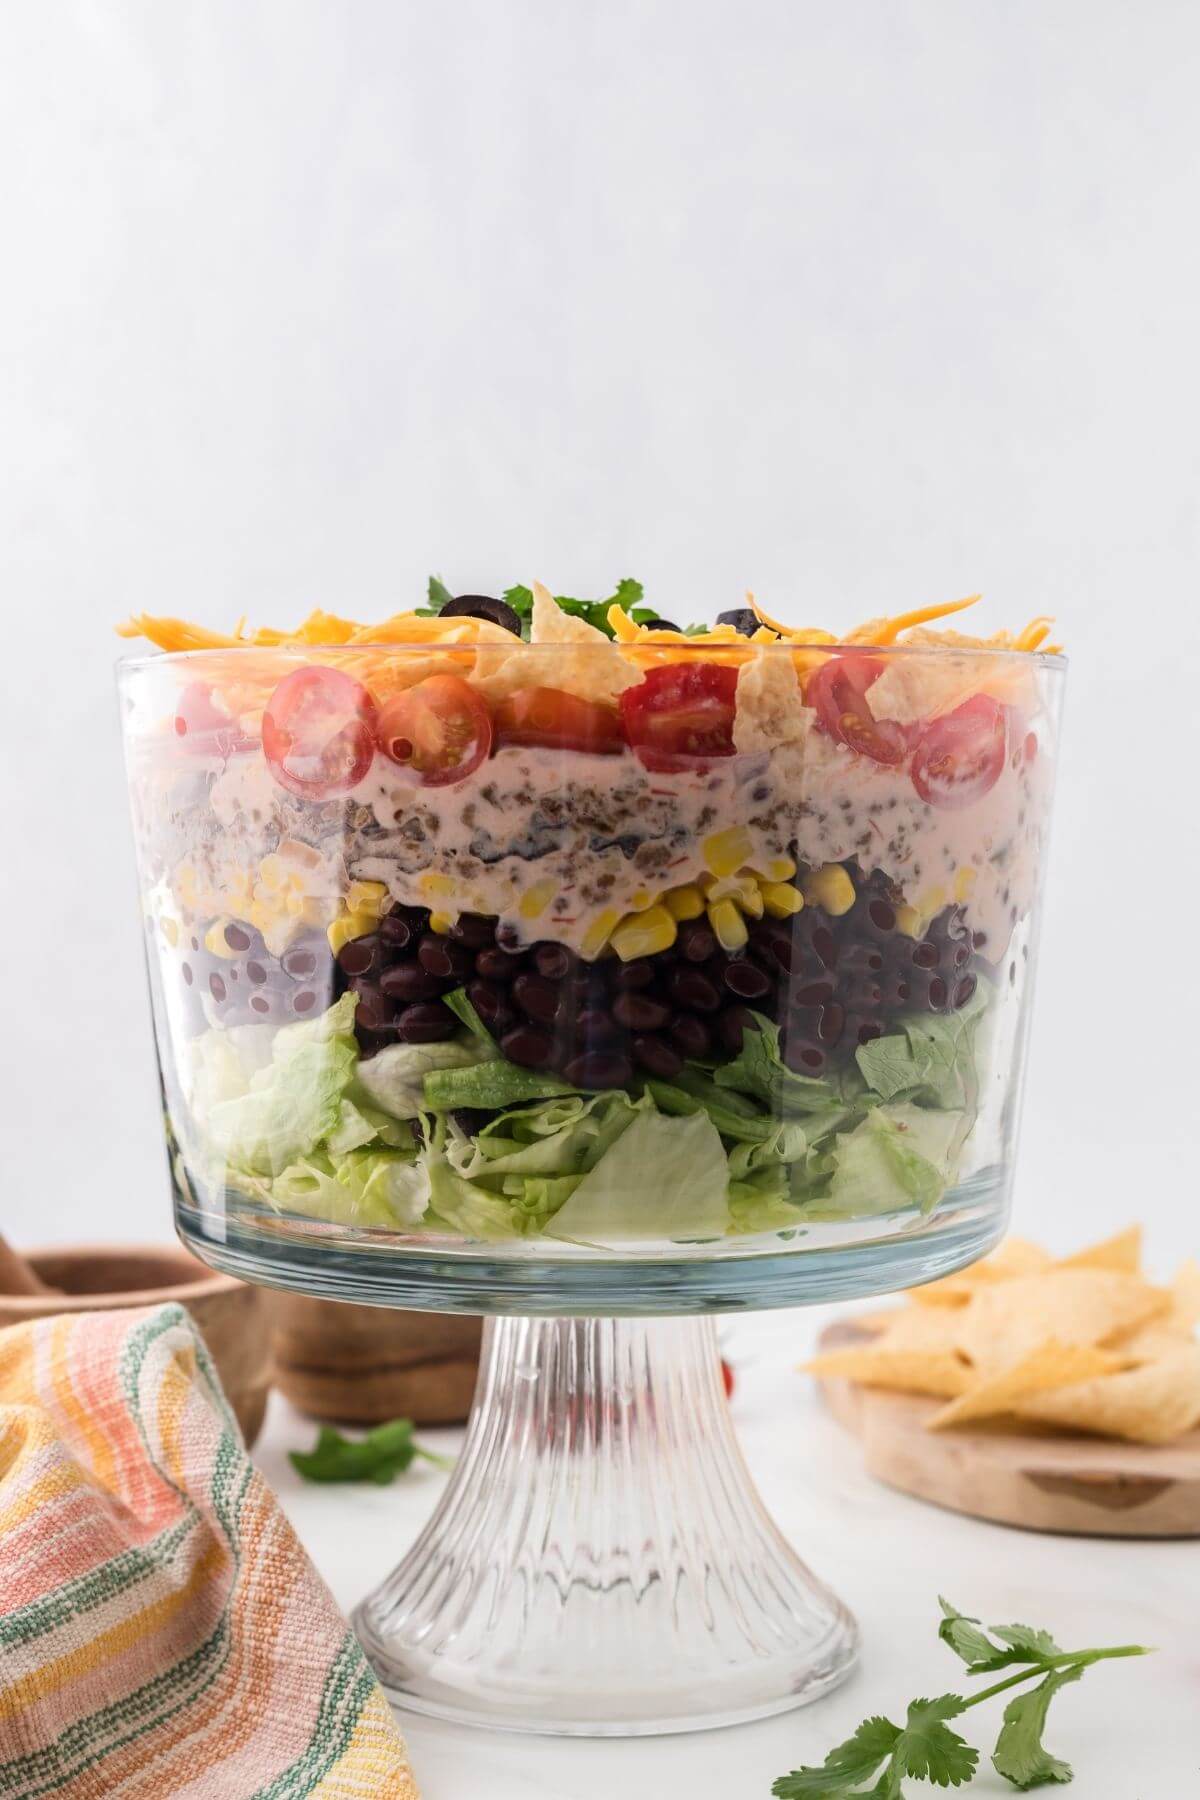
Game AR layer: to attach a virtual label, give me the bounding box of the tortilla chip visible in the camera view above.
[1015,1346,1200,1446]
[473,582,643,705]
[1169,1259,1200,1331]
[873,1307,965,1355]
[952,1271,1168,1374]
[1112,1320,1197,1362]
[1057,1225,1143,1276]
[925,1341,1128,1431]
[802,1347,970,1400]
[909,1238,1052,1307]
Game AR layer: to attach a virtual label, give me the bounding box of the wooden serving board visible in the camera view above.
[816,1321,1200,1538]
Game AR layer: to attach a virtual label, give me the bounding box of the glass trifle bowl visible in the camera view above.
[119,585,1064,1733]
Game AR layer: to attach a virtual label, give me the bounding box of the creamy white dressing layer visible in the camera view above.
[195,726,1051,956]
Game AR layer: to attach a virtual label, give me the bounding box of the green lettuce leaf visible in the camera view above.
[646,1069,778,1143]
[809,1102,965,1219]
[712,1014,846,1115]
[448,1091,644,1180]
[855,989,987,1110]
[546,1110,730,1245]
[423,1059,576,1112]
[203,994,360,1178]
[270,1146,429,1227]
[355,1038,486,1119]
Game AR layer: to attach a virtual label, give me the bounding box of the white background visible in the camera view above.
[1,4,1198,1796]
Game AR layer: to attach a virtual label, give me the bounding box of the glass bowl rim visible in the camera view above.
[116,641,1068,674]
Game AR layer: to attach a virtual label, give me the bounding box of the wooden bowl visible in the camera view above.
[0,1245,272,1447]
[266,1293,482,1426]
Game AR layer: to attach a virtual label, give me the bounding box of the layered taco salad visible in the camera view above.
[119,580,1061,1249]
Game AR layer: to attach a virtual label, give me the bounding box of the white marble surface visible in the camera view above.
[254,1301,1198,1800]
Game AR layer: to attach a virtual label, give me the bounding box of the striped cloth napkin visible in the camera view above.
[0,1302,418,1799]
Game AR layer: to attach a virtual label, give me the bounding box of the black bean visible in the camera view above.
[292,989,319,1015]
[722,959,771,1000]
[225,923,252,952]
[613,958,656,990]
[928,976,949,1011]
[575,1007,620,1046]
[718,1006,757,1053]
[792,979,835,1007]
[380,962,445,1002]
[452,1107,491,1136]
[678,920,718,963]
[208,972,227,1004]
[337,936,379,978]
[475,948,519,982]
[564,1050,634,1090]
[533,942,576,981]
[783,1038,826,1075]
[249,993,271,1015]
[953,975,978,1009]
[500,1024,556,1068]
[840,977,882,1010]
[669,967,721,1013]
[281,946,319,980]
[181,962,194,986]
[380,913,414,949]
[756,922,794,972]
[354,988,399,1032]
[632,1034,684,1079]
[612,991,671,1031]
[398,1001,458,1042]
[671,1013,712,1059]
[418,934,473,980]
[467,980,507,1027]
[855,1018,884,1047]
[451,913,497,949]
[866,899,896,935]
[513,972,560,1026]
[817,1002,845,1045]
[882,971,912,1007]
[911,940,940,969]
[811,926,838,970]
[839,943,883,975]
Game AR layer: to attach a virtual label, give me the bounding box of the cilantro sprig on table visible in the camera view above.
[773,1599,1150,1796]
[289,1419,452,1486]
[422,574,660,638]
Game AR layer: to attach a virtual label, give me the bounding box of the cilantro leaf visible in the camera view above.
[427,574,455,611]
[772,1715,902,1796]
[895,1696,977,1787]
[991,1665,1082,1789]
[990,1625,1062,1662]
[289,1418,450,1485]
[938,1600,1008,1671]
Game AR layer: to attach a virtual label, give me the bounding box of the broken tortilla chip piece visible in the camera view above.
[1014,1345,1200,1446]
[802,1347,970,1400]
[952,1270,1168,1374]
[909,1237,1052,1307]
[925,1341,1129,1431]
[1056,1225,1143,1276]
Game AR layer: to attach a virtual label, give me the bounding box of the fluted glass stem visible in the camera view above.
[354,1315,856,1735]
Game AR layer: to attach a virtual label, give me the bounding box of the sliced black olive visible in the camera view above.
[641,617,681,633]
[716,607,760,637]
[438,594,523,636]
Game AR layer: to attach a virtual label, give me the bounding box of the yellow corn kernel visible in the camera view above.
[429,912,455,935]
[610,905,678,962]
[665,883,705,921]
[159,915,180,947]
[763,856,797,882]
[629,888,655,912]
[346,879,388,915]
[519,879,558,921]
[702,827,755,879]
[257,854,287,892]
[420,871,457,900]
[327,917,349,954]
[581,907,622,959]
[203,919,240,958]
[916,883,948,919]
[802,864,856,917]
[737,879,764,918]
[953,866,977,903]
[761,881,803,918]
[894,904,923,938]
[707,898,749,952]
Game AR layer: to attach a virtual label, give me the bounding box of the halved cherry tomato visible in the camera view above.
[493,687,623,755]
[911,695,1007,809]
[619,663,739,772]
[262,666,377,799]
[808,654,909,765]
[377,673,493,787]
[172,683,257,758]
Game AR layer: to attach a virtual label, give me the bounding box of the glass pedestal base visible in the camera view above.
[353,1314,857,1736]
